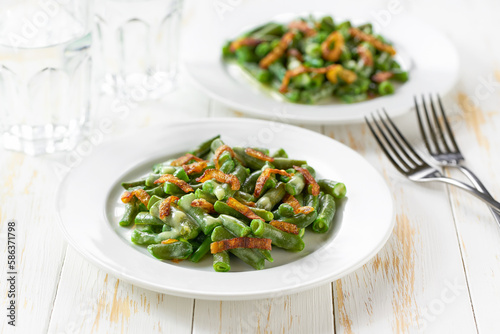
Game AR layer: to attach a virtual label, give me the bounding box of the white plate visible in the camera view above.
[182,3,459,124]
[57,118,394,300]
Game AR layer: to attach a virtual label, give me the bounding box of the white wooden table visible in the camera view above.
[2,0,500,333]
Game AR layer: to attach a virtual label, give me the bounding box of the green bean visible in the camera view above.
[317,179,347,199]
[178,193,222,235]
[312,193,337,233]
[285,173,305,195]
[189,135,220,158]
[219,214,251,237]
[391,70,409,82]
[249,207,274,221]
[202,179,217,194]
[220,159,235,174]
[211,226,265,270]
[268,62,287,81]
[214,201,248,222]
[213,182,236,201]
[256,182,286,211]
[378,81,394,95]
[144,186,164,199]
[213,251,231,272]
[255,42,272,58]
[230,163,248,185]
[305,42,322,58]
[233,147,266,170]
[163,182,187,196]
[131,229,159,245]
[135,212,165,226]
[295,193,304,206]
[147,241,193,260]
[320,16,335,32]
[145,174,162,187]
[242,170,261,194]
[235,45,257,64]
[279,210,318,229]
[303,192,320,210]
[210,138,225,153]
[234,190,255,203]
[195,189,218,204]
[272,158,308,169]
[119,198,140,227]
[150,200,200,240]
[271,148,288,158]
[278,203,295,217]
[173,168,189,182]
[242,63,272,83]
[251,220,304,252]
[121,179,146,190]
[190,236,212,263]
[251,22,284,38]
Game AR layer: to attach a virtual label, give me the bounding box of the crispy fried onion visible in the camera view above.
[237,197,256,207]
[214,145,237,169]
[229,37,262,52]
[171,153,205,167]
[191,198,215,213]
[121,189,151,207]
[227,197,263,221]
[270,220,300,235]
[245,148,274,162]
[182,161,208,175]
[321,31,344,62]
[282,193,315,215]
[356,45,373,66]
[154,174,194,193]
[159,196,179,219]
[371,71,393,83]
[288,21,317,37]
[253,169,294,197]
[259,31,295,69]
[349,28,396,55]
[287,48,304,62]
[293,166,320,196]
[210,237,272,254]
[325,64,357,85]
[161,238,178,244]
[279,64,357,93]
[196,169,241,190]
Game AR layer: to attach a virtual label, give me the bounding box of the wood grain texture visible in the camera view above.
[0,155,67,334]
[47,248,194,334]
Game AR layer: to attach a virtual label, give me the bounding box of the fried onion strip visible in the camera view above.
[154,174,194,193]
[283,193,315,215]
[280,64,357,93]
[229,37,261,52]
[227,197,263,221]
[191,198,215,213]
[214,145,237,169]
[210,237,272,254]
[253,169,293,197]
[245,148,274,162]
[293,166,320,196]
[371,71,393,83]
[259,31,295,69]
[182,161,208,175]
[159,196,179,219]
[356,45,373,66]
[270,220,300,235]
[161,238,178,244]
[195,169,241,190]
[321,31,344,62]
[121,189,151,207]
[288,21,316,37]
[171,153,205,167]
[349,28,396,55]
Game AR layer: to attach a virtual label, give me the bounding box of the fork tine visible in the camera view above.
[365,115,407,174]
[414,96,433,154]
[381,109,425,165]
[377,109,422,167]
[421,94,441,154]
[428,94,451,152]
[437,94,460,153]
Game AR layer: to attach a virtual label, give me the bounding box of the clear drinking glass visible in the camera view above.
[94,0,182,99]
[0,0,92,155]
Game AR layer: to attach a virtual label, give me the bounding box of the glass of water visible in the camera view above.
[0,0,92,155]
[94,0,182,100]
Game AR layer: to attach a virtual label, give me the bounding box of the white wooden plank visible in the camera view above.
[325,120,477,333]
[193,285,334,334]
[46,248,194,334]
[0,155,67,334]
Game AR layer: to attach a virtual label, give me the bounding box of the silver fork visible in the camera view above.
[365,110,500,213]
[414,94,500,224]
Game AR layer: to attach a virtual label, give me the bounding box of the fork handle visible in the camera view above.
[457,165,500,225]
[427,174,500,213]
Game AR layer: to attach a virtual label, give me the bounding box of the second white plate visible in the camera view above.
[182,3,459,124]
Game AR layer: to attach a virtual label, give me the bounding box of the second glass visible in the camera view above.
[94,0,182,99]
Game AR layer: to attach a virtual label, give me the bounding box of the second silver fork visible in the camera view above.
[415,94,500,225]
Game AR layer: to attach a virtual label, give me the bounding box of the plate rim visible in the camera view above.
[56,117,395,300]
